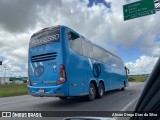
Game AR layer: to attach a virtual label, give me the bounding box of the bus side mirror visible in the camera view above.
[68,32,72,40]
[68,31,79,40]
[0,61,2,65]
[125,67,130,74]
[127,68,130,74]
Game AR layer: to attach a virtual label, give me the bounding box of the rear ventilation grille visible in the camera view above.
[31,52,57,62]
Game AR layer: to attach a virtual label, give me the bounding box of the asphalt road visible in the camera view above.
[0,82,145,120]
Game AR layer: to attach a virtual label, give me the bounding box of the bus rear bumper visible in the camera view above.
[30,93,65,97]
[27,85,67,97]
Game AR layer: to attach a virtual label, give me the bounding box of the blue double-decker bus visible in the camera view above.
[27,25,129,101]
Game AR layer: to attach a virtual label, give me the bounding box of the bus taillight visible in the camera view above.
[56,64,67,85]
[27,71,32,86]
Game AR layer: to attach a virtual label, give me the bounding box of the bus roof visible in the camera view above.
[31,25,122,61]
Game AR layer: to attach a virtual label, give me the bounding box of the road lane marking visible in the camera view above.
[113,95,140,120]
[120,96,140,111]
[0,97,40,106]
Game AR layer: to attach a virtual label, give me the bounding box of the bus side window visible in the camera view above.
[68,32,72,40]
[82,39,93,58]
[93,46,103,62]
[68,31,79,40]
[68,31,82,55]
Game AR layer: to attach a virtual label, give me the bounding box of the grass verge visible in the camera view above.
[128,75,148,82]
[0,83,28,97]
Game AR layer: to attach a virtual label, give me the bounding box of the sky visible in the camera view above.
[0,0,159,77]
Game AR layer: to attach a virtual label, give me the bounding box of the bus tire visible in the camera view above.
[97,82,105,98]
[59,96,67,100]
[87,83,96,101]
[121,82,126,91]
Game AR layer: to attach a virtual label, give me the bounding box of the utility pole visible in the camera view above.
[0,61,2,83]
[3,67,7,84]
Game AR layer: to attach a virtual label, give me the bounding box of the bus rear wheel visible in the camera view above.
[87,83,96,101]
[97,82,105,98]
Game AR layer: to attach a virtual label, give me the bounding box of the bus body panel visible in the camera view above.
[28,26,69,96]
[28,43,61,86]
[68,49,84,96]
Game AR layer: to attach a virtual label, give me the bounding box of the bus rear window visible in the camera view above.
[29,27,60,48]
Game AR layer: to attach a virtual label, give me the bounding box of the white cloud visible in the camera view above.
[37,0,160,57]
[0,59,27,77]
[0,32,30,63]
[125,55,159,75]
[152,47,160,57]
[0,31,29,77]
[0,0,160,76]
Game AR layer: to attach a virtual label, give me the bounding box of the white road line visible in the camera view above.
[0,98,40,106]
[113,95,140,120]
[120,96,139,111]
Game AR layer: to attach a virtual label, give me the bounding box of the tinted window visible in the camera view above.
[111,56,117,66]
[93,46,103,62]
[68,31,79,40]
[68,31,82,55]
[82,39,93,58]
[110,56,123,67]
[103,52,110,64]
[29,28,60,48]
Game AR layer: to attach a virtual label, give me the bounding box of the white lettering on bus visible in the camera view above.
[30,34,59,47]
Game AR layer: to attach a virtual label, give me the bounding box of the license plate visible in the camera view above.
[39,88,44,93]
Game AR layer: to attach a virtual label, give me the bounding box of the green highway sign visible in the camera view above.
[123,0,155,21]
